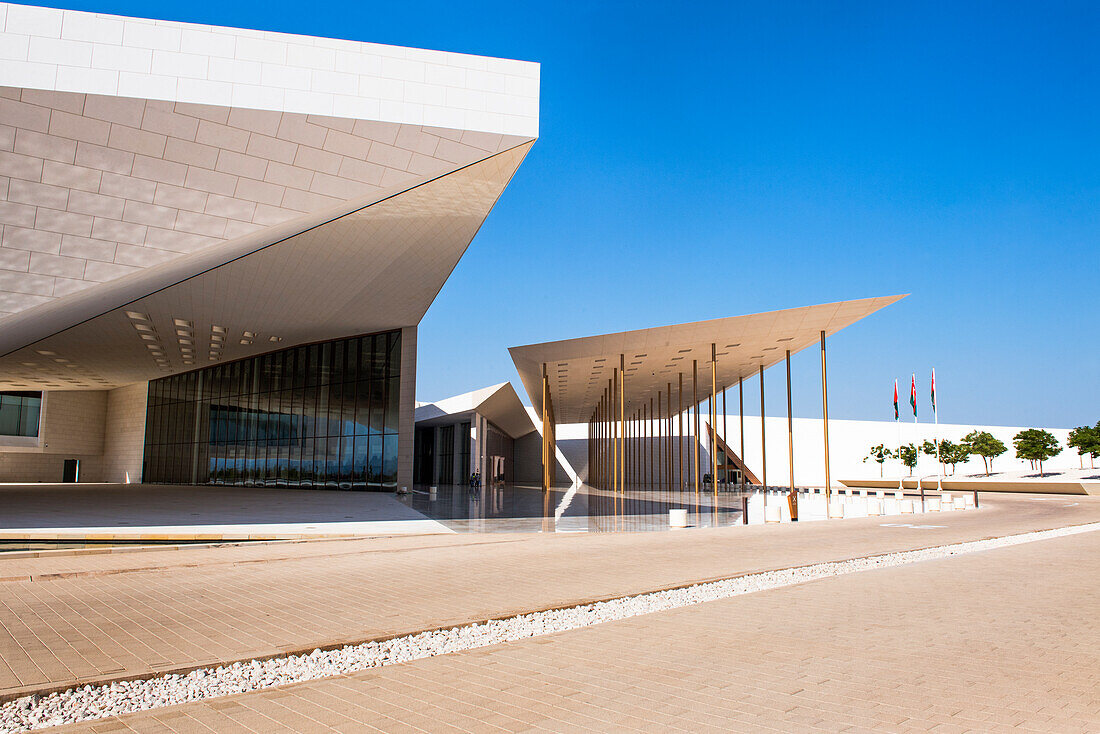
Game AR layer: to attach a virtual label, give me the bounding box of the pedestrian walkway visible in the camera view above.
[49,518,1100,732]
[1,493,1096,703]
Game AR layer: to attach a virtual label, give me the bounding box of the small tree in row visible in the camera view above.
[1013,428,1062,477]
[897,443,919,477]
[962,430,1007,476]
[863,444,894,477]
[1068,423,1100,469]
[919,439,976,476]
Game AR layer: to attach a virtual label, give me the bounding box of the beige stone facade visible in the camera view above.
[0,384,147,482]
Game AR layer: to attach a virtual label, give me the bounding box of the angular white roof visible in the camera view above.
[415,382,535,439]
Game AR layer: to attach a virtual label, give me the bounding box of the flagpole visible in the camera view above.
[932,368,941,492]
[912,373,923,511]
[895,379,902,492]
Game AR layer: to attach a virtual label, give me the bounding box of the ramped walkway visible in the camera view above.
[1,493,1098,703]
[51,524,1100,733]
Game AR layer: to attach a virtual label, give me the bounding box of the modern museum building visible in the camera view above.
[0,1,539,489]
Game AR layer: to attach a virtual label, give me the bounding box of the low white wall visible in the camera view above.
[555,414,1081,488]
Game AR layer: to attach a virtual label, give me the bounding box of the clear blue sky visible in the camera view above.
[41,0,1100,427]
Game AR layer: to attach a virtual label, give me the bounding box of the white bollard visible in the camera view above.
[764,505,782,524]
[669,509,688,528]
[429,485,438,498]
[900,499,914,513]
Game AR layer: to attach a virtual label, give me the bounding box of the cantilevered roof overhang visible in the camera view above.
[415,382,535,439]
[0,143,532,391]
[509,295,906,424]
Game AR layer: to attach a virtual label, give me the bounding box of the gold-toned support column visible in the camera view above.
[619,354,625,495]
[666,381,673,494]
[820,330,832,504]
[739,376,746,493]
[759,364,767,490]
[678,373,684,493]
[786,349,795,493]
[710,344,718,505]
[693,360,700,497]
[541,364,550,492]
[657,391,664,491]
[786,349,797,521]
[642,396,651,488]
[612,370,618,494]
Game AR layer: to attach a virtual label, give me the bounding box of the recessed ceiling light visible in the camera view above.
[268,336,282,342]
[125,311,150,321]
[211,325,227,334]
[173,318,193,328]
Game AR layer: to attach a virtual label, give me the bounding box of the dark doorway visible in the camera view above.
[62,459,80,483]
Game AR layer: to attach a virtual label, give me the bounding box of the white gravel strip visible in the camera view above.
[3,521,1098,733]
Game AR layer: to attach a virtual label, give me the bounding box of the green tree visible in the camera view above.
[922,439,971,476]
[897,443,918,476]
[939,440,971,475]
[863,444,895,477]
[962,430,1007,476]
[1013,429,1062,477]
[1068,425,1100,470]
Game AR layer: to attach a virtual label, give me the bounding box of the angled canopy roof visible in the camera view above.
[0,143,532,391]
[509,295,906,424]
[414,382,535,439]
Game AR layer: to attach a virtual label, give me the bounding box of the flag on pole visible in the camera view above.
[893,380,899,421]
[930,368,937,415]
[910,374,917,418]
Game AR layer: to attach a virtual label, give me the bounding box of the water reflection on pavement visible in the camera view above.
[396,483,748,533]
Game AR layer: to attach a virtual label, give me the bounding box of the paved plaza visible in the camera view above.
[40,519,1100,733]
[1,492,1098,710]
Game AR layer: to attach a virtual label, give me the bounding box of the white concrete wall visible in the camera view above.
[0,2,539,136]
[557,413,1082,489]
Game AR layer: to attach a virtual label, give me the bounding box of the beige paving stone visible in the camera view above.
[1,492,1097,707]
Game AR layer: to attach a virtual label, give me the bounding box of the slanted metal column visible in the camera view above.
[722,385,728,488]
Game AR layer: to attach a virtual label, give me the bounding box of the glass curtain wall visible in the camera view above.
[143,330,401,488]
